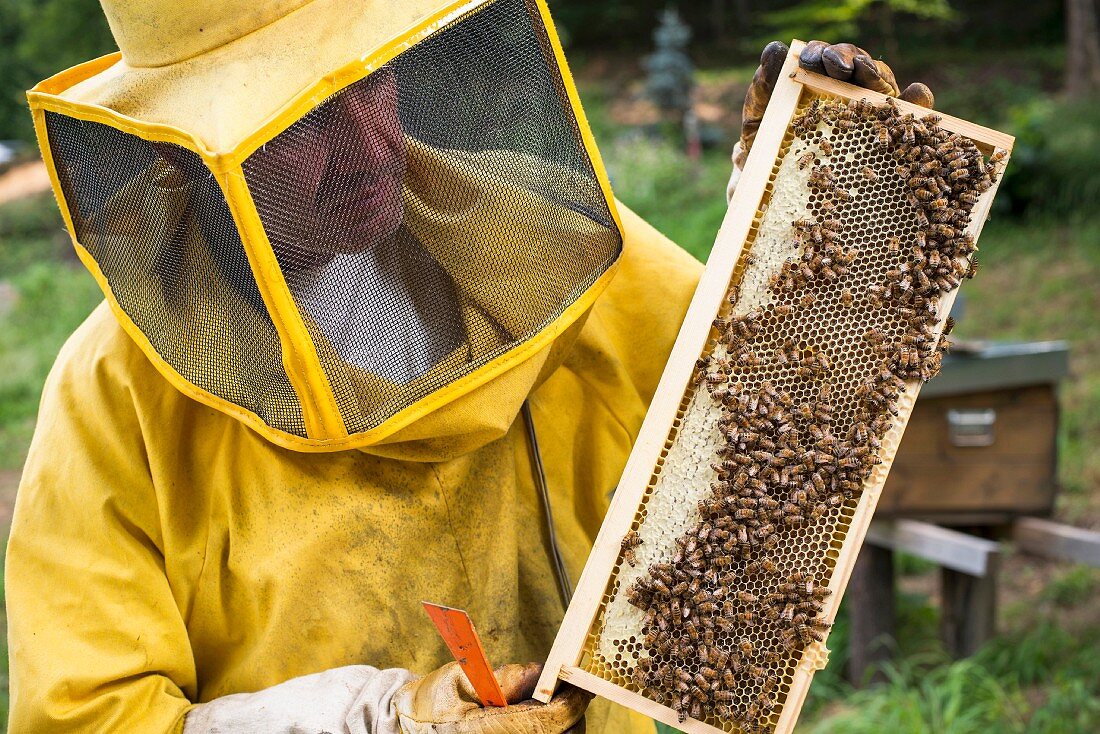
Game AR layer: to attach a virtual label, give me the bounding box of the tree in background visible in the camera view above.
[0,0,114,142]
[1066,0,1100,96]
[758,0,954,60]
[644,7,700,155]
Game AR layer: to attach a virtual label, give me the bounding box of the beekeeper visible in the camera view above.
[7,0,931,729]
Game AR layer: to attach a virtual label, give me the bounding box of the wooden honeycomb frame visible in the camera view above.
[534,42,1014,734]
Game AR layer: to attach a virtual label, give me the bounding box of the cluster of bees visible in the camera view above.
[625,530,831,729]
[620,96,999,732]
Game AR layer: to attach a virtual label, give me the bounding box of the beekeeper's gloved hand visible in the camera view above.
[392,661,591,733]
[182,661,590,734]
[727,41,936,202]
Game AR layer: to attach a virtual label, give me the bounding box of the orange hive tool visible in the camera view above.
[422,601,508,708]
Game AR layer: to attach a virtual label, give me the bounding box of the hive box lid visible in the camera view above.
[922,340,1070,398]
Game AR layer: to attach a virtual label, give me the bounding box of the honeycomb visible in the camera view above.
[579,92,1004,733]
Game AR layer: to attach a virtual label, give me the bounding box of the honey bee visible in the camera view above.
[832,187,852,202]
[746,558,778,575]
[672,697,687,723]
[861,166,879,182]
[798,151,816,170]
[919,159,941,175]
[819,138,835,155]
[621,530,642,566]
[754,523,776,539]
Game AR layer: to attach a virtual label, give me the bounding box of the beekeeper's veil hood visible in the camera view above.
[29,0,624,454]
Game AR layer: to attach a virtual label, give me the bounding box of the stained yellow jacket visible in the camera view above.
[6,203,703,733]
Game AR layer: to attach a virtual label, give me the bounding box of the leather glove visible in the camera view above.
[728,40,935,201]
[391,662,591,734]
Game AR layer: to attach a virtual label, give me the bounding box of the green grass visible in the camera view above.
[603,138,732,261]
[799,620,1100,734]
[1037,566,1100,608]
[0,260,103,469]
[0,194,103,470]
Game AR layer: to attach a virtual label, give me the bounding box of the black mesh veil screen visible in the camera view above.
[44,112,306,435]
[243,0,622,434]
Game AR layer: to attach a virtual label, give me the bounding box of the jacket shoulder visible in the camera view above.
[560,200,703,434]
[589,200,703,395]
[40,301,182,423]
[52,301,155,384]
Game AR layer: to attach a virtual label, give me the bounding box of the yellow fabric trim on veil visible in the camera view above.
[27,0,627,451]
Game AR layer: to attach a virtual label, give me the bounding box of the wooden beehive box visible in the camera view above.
[879,341,1068,521]
[535,41,1014,734]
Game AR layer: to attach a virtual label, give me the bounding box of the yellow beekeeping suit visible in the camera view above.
[7,203,703,732]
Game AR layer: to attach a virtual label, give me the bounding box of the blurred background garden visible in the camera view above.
[1,0,1099,731]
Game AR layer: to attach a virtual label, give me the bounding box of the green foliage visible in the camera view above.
[807,654,1028,734]
[602,135,730,261]
[0,195,102,469]
[756,0,954,54]
[0,0,115,141]
[760,0,954,48]
[996,97,1100,217]
[804,621,1100,733]
[895,551,938,576]
[1038,566,1100,607]
[578,76,729,260]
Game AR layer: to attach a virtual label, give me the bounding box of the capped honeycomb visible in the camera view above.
[578,91,1006,733]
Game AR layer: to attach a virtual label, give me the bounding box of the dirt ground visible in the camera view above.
[0,161,50,205]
